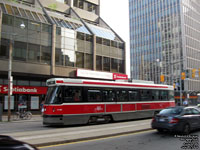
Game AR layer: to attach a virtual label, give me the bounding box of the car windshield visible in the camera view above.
[159,107,183,115]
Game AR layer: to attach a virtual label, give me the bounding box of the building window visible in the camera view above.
[111,58,118,72]
[2,14,13,26]
[119,60,124,73]
[55,48,63,66]
[85,53,93,69]
[73,0,83,9]
[5,4,13,15]
[96,55,102,71]
[13,41,27,61]
[14,17,27,29]
[103,57,110,71]
[41,46,51,64]
[64,50,75,67]
[77,32,85,40]
[0,39,9,58]
[28,43,40,63]
[76,52,84,68]
[87,2,97,14]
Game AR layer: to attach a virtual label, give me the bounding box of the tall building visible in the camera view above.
[129,0,200,104]
[0,0,126,111]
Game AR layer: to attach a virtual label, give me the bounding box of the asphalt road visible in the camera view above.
[39,130,200,150]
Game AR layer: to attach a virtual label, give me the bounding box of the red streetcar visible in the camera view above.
[43,78,175,125]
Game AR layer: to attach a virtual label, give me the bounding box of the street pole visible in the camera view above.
[8,37,13,122]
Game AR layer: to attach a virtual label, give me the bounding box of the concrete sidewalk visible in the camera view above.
[0,114,42,122]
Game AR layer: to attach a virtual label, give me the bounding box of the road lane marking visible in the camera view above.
[38,130,154,149]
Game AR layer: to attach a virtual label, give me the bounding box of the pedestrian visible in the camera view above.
[183,99,188,106]
[40,100,45,113]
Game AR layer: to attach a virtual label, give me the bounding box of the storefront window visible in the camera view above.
[30,81,41,86]
[18,80,29,86]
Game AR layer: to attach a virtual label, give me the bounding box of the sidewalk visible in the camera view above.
[0,114,42,122]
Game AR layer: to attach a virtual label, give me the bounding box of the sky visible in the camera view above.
[100,0,130,77]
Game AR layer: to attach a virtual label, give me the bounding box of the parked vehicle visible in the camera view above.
[151,106,200,134]
[0,135,38,150]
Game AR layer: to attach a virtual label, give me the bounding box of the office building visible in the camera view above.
[0,0,126,111]
[129,0,200,104]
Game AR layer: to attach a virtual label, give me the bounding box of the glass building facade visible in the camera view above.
[129,0,200,99]
[0,0,126,112]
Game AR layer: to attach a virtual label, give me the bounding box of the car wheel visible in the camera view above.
[182,124,190,134]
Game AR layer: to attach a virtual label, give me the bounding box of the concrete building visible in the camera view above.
[0,0,126,111]
[129,0,200,104]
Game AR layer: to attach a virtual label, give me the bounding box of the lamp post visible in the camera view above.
[7,36,13,122]
[7,22,25,122]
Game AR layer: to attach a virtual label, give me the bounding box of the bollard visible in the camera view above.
[0,103,2,121]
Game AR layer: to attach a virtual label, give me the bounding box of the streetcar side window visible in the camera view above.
[159,90,168,101]
[152,90,159,101]
[128,90,139,101]
[102,89,116,102]
[88,89,102,102]
[168,91,174,101]
[116,90,128,102]
[140,90,152,101]
[63,87,82,102]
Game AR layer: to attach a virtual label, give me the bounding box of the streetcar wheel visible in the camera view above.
[104,115,112,123]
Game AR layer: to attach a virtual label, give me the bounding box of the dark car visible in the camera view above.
[0,135,39,150]
[151,106,200,134]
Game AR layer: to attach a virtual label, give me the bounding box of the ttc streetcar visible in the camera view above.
[43,78,175,125]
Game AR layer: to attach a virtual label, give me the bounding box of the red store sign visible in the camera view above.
[0,85,48,95]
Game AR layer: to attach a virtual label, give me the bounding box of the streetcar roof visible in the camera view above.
[46,78,173,90]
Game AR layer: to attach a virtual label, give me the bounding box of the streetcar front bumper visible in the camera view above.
[43,115,64,126]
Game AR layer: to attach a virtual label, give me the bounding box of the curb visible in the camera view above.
[36,128,153,147]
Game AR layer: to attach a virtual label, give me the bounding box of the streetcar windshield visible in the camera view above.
[45,86,62,104]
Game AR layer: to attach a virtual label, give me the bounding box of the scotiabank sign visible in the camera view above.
[113,73,128,80]
[0,85,47,95]
[76,69,128,80]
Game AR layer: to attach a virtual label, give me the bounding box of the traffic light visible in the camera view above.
[199,68,200,78]
[160,75,165,82]
[192,69,196,78]
[181,72,186,80]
